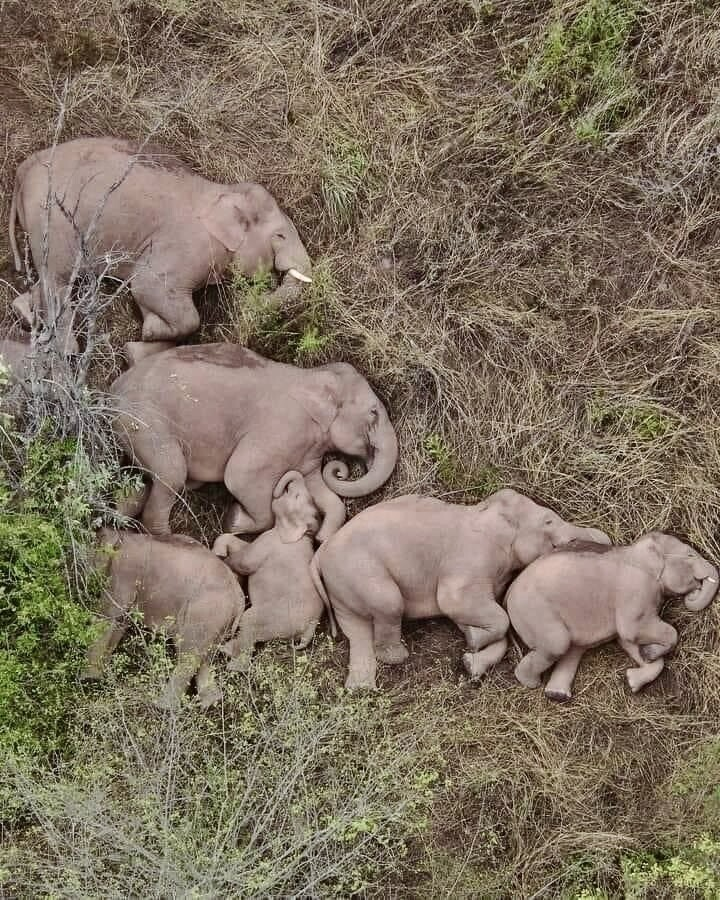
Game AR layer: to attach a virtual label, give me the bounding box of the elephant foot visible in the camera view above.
[463,651,499,682]
[344,669,377,692]
[513,662,542,689]
[625,663,663,694]
[545,688,571,703]
[376,642,409,665]
[197,683,223,709]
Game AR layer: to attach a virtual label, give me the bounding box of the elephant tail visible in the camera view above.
[9,179,21,273]
[310,552,337,639]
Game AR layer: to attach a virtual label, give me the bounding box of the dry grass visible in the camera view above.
[3,0,720,895]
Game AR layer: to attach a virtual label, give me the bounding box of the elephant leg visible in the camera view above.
[334,607,377,691]
[131,271,200,342]
[544,646,585,701]
[154,650,202,710]
[81,617,127,680]
[222,607,257,673]
[619,638,665,693]
[195,661,222,709]
[438,584,509,681]
[514,649,562,689]
[639,621,677,661]
[223,463,275,535]
[140,442,187,535]
[374,617,408,665]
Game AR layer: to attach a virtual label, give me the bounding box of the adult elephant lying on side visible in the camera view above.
[10,137,312,353]
[110,343,398,541]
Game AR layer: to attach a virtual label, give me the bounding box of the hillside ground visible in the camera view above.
[2,1,720,897]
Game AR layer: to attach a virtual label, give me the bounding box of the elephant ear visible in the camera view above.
[289,374,340,435]
[199,193,251,252]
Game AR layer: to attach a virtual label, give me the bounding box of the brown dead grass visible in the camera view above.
[3,0,720,895]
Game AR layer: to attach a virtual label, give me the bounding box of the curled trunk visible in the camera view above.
[685,563,719,611]
[322,406,398,498]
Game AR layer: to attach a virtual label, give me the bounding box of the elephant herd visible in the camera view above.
[2,136,718,709]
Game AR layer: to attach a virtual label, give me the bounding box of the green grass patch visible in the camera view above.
[525,0,641,142]
[321,135,370,226]
[588,395,675,441]
[424,433,501,499]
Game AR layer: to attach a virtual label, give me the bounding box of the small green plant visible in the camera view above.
[424,433,501,498]
[321,136,370,225]
[525,0,640,140]
[621,837,720,898]
[588,395,675,441]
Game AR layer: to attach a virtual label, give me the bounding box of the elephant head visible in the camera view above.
[481,489,611,567]
[271,471,321,543]
[315,363,399,499]
[634,532,718,611]
[200,184,312,302]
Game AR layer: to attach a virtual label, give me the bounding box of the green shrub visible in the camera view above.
[4,647,441,897]
[0,428,117,760]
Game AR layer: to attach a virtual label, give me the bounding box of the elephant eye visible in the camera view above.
[370,407,378,419]
[275,232,286,240]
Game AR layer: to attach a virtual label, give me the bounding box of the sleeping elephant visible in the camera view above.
[310,489,610,690]
[213,470,328,671]
[507,532,718,701]
[110,343,398,541]
[83,528,247,709]
[9,137,312,353]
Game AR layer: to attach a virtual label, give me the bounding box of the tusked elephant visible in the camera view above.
[507,532,718,701]
[9,137,312,353]
[310,489,610,690]
[213,470,329,671]
[110,343,398,541]
[83,528,247,709]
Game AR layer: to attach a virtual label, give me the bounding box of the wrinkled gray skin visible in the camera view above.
[507,532,718,701]
[110,343,398,541]
[212,471,326,670]
[310,488,610,690]
[83,528,246,710]
[9,137,312,353]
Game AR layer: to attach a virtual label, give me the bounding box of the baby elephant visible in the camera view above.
[212,471,327,671]
[507,532,718,701]
[83,528,246,709]
[311,489,610,691]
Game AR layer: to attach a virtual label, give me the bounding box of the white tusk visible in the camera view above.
[287,268,312,284]
[707,577,717,583]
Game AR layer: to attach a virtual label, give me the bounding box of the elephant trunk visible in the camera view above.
[685,563,719,611]
[322,406,398,498]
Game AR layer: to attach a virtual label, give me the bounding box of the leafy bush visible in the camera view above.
[3,647,441,897]
[0,425,117,760]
